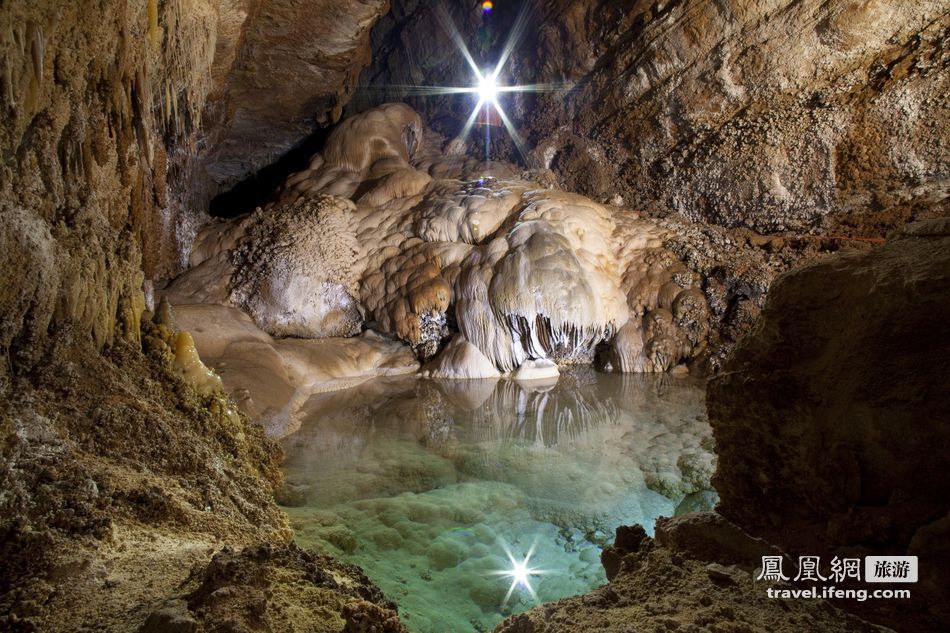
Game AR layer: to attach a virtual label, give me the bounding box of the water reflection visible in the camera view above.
[280,368,715,633]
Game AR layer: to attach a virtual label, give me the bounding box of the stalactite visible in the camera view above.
[147,0,160,47]
[27,22,43,82]
[2,58,13,108]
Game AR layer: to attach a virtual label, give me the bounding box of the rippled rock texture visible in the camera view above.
[709,219,950,632]
[361,0,949,234]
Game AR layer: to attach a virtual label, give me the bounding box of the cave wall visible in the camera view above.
[356,0,949,233]
[0,0,389,370]
[707,219,950,631]
[0,0,217,369]
[199,0,390,196]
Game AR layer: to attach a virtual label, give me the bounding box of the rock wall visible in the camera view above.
[0,1,402,630]
[0,0,213,368]
[357,0,949,233]
[200,0,390,195]
[708,219,950,631]
[0,0,389,371]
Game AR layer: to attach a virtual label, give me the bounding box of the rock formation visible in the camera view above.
[708,219,950,632]
[170,102,714,379]
[0,0,946,631]
[0,0,390,371]
[355,0,949,366]
[199,0,391,195]
[495,513,881,633]
[362,0,949,234]
[0,2,401,630]
[496,223,950,632]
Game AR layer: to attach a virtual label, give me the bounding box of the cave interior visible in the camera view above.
[0,1,948,632]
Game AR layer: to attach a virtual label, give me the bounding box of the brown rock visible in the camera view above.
[600,524,649,581]
[655,512,785,569]
[201,0,390,194]
[360,1,948,235]
[708,218,950,631]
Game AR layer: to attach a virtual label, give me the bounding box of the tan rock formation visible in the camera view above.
[200,0,391,195]
[168,103,712,375]
[0,0,215,367]
[0,0,391,370]
[0,2,403,630]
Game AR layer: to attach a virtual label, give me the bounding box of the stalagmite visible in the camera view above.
[420,334,501,379]
[171,330,223,395]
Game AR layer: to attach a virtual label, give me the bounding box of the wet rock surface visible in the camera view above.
[169,103,726,376]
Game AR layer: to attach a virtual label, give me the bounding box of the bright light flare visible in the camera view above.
[491,540,546,605]
[509,560,531,587]
[386,5,570,164]
[478,71,499,104]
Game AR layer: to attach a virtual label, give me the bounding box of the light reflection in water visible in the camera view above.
[280,368,716,633]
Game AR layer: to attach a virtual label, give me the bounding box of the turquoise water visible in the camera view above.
[280,368,716,632]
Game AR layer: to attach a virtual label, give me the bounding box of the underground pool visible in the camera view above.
[279,368,717,632]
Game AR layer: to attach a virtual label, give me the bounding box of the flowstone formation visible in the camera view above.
[169,103,712,377]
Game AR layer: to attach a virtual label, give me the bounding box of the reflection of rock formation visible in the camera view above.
[282,369,714,508]
[168,103,711,375]
[173,304,419,435]
[457,376,622,448]
[709,220,950,633]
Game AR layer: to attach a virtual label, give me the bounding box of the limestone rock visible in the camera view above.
[200,0,391,195]
[229,196,363,338]
[209,103,709,374]
[421,335,501,380]
[362,1,948,234]
[654,512,785,569]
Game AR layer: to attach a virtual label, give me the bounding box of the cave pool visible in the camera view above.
[279,367,717,632]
